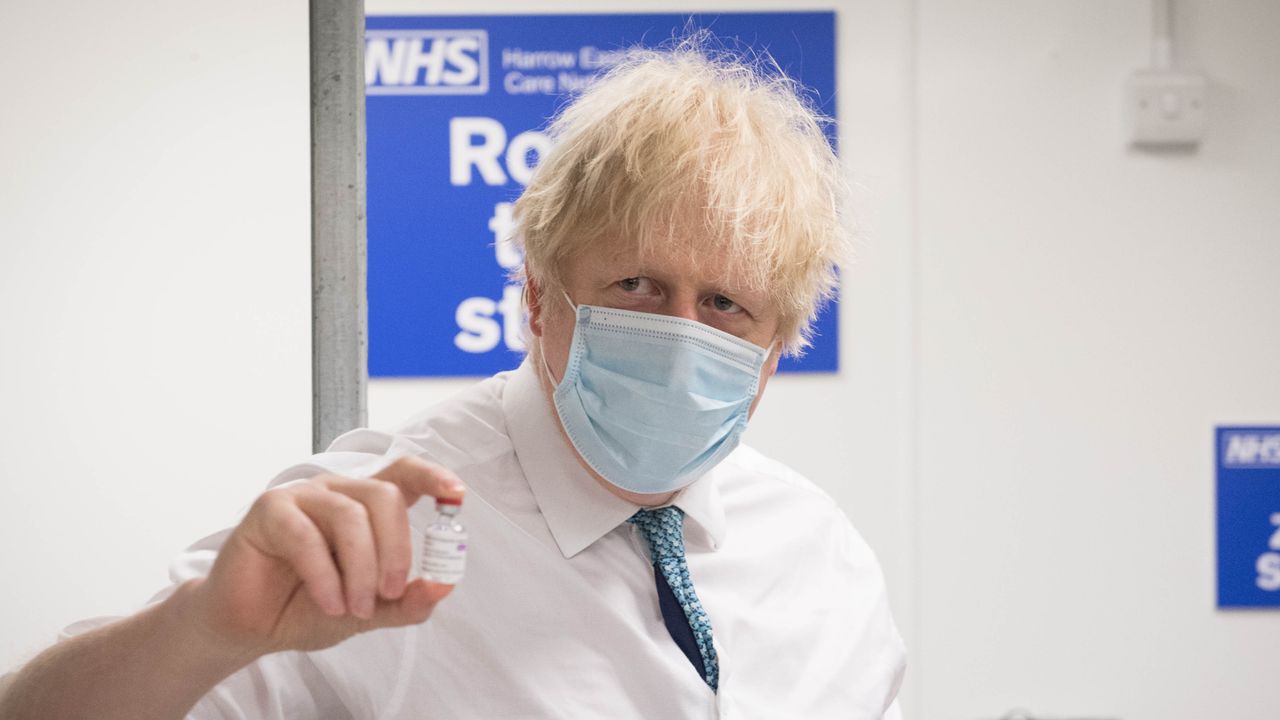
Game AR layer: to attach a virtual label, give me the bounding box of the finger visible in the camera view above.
[292,486,380,620]
[319,476,413,600]
[365,579,455,630]
[254,497,346,616]
[371,455,466,508]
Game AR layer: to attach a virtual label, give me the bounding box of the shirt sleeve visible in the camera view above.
[47,524,351,720]
[34,534,345,719]
[832,511,909,718]
[47,432,416,719]
[185,439,415,718]
[183,652,352,720]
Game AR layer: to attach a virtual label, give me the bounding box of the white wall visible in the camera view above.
[4,0,1278,718]
[915,1,1280,718]
[0,0,312,669]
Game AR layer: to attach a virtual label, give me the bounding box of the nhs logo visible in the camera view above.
[1222,430,1280,467]
[365,29,488,95]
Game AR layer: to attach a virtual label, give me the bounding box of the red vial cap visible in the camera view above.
[436,497,463,506]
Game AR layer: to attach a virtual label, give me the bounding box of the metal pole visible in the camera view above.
[311,0,368,452]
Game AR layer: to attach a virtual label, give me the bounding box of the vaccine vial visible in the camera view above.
[421,497,466,584]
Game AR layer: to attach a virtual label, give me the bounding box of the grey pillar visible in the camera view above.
[311,0,368,453]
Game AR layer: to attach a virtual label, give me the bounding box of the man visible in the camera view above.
[0,42,905,718]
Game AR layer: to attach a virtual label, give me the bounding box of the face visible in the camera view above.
[528,234,784,419]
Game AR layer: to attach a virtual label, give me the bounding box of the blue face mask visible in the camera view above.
[546,294,770,495]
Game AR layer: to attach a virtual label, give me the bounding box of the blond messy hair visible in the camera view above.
[514,37,850,355]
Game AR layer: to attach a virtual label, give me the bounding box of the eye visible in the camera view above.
[617,277,655,294]
[712,294,743,314]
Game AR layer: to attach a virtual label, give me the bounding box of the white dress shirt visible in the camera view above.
[64,360,906,719]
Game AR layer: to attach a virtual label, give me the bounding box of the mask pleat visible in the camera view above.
[553,301,765,495]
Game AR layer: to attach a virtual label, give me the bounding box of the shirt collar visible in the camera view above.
[502,358,726,558]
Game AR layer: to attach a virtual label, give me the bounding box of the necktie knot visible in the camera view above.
[628,506,687,562]
[628,505,721,691]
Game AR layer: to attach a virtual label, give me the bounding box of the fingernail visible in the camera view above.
[421,581,455,603]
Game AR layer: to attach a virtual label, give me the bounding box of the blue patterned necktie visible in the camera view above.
[628,506,719,691]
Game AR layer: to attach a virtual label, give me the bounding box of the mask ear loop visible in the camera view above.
[757,338,782,378]
[540,290,580,386]
[540,347,561,386]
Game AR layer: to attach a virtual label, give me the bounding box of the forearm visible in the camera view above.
[0,578,260,720]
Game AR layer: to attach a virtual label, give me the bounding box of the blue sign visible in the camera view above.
[365,13,839,378]
[1216,426,1280,608]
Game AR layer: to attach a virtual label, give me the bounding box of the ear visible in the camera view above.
[763,343,782,378]
[525,265,544,338]
[746,342,784,420]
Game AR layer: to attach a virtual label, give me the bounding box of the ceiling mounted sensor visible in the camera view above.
[1125,0,1208,149]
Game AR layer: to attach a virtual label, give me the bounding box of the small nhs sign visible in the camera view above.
[1217,425,1280,608]
[365,29,489,95]
[1222,430,1280,468]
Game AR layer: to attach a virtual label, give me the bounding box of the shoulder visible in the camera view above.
[385,372,516,468]
[717,443,840,515]
[268,371,518,487]
[388,371,511,440]
[715,444,879,564]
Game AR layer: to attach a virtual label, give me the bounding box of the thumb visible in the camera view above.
[366,579,454,630]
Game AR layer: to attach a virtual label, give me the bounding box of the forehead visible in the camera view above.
[568,231,765,296]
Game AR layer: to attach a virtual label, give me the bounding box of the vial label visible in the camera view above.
[422,527,467,584]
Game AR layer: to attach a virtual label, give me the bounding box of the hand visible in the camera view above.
[186,456,465,657]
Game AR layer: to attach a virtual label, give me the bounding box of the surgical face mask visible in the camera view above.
[545,293,770,495]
